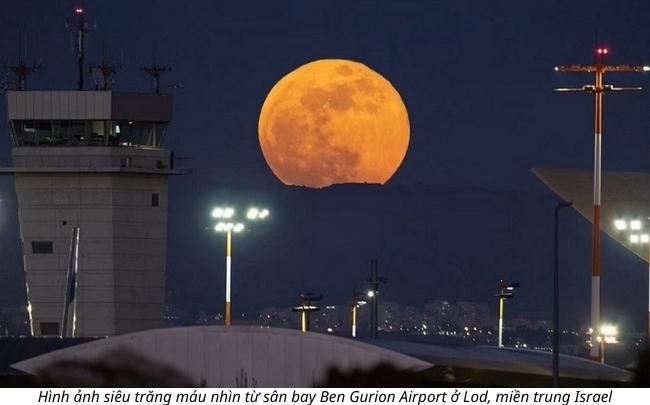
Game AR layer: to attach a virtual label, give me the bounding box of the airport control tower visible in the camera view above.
[0,7,185,337]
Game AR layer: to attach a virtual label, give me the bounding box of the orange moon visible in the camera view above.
[258,59,410,188]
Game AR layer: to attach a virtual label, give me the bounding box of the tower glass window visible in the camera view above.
[31,241,53,254]
[11,120,167,147]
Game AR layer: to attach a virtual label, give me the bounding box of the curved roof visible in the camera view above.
[371,340,632,383]
[11,326,430,387]
[533,167,650,262]
[11,326,632,386]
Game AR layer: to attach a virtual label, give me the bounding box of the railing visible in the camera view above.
[0,155,190,172]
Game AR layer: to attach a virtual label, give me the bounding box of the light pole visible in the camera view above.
[291,293,322,333]
[496,280,519,348]
[211,206,269,326]
[351,291,367,338]
[553,201,572,387]
[555,48,648,361]
[597,324,619,364]
[366,258,386,339]
[614,217,650,343]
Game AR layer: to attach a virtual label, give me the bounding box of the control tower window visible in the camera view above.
[32,241,53,254]
[11,119,167,147]
[112,121,167,147]
[40,322,60,336]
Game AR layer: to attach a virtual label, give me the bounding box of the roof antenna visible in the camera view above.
[7,30,42,91]
[66,5,95,90]
[142,60,172,94]
[90,40,122,90]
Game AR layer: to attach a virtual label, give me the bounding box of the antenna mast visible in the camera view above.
[554,48,649,362]
[67,6,93,90]
[8,35,42,91]
[90,58,122,90]
[143,62,172,93]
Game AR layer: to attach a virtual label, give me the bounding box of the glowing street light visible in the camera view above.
[496,280,520,348]
[351,291,367,338]
[211,205,269,326]
[291,293,322,333]
[614,217,650,343]
[597,323,619,364]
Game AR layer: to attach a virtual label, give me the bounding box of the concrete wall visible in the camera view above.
[14,147,169,337]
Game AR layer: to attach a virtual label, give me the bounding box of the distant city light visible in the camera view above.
[644,66,650,72]
[367,290,375,298]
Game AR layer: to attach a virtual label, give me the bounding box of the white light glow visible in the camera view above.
[212,207,224,218]
[233,223,245,233]
[223,208,235,219]
[247,207,259,220]
[224,223,234,231]
[642,234,650,244]
[614,219,627,230]
[259,209,269,219]
[631,234,640,244]
[215,222,225,232]
[644,66,650,72]
[599,324,618,337]
[367,290,375,298]
[631,220,642,230]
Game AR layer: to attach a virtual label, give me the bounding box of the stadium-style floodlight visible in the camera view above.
[496,280,520,348]
[596,323,618,364]
[555,48,648,362]
[614,217,650,344]
[351,291,367,338]
[211,205,269,326]
[291,293,322,333]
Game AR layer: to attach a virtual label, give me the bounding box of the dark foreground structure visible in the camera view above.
[0,326,633,387]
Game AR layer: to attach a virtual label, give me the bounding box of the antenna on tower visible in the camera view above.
[90,43,122,90]
[142,61,172,93]
[6,31,42,91]
[66,5,95,90]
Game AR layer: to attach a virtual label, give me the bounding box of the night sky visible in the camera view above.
[2,1,650,341]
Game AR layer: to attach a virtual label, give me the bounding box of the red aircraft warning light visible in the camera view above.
[75,7,85,16]
[596,48,609,55]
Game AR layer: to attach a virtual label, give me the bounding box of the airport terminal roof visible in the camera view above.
[371,339,632,384]
[6,326,633,387]
[533,168,650,262]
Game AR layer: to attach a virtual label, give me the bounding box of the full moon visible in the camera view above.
[258,59,410,188]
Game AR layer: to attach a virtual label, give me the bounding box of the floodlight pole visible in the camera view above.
[554,201,573,387]
[647,242,650,344]
[555,49,646,362]
[225,229,232,326]
[498,297,505,348]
